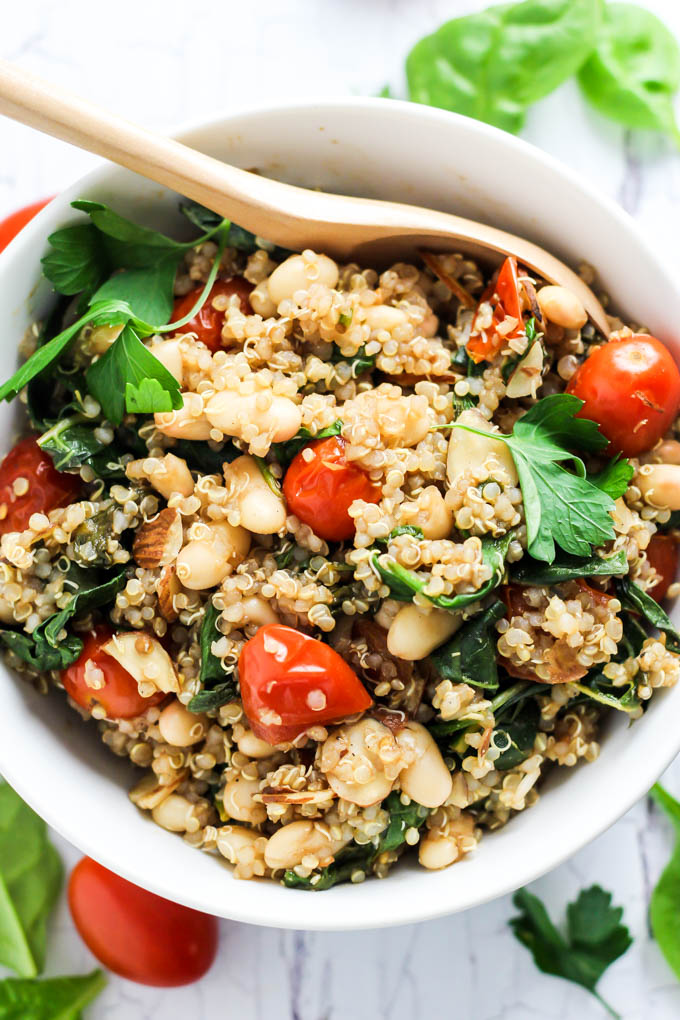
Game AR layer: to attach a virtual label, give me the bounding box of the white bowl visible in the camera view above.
[0,99,678,931]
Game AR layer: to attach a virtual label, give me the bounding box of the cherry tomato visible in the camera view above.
[282,435,381,542]
[0,435,81,536]
[62,626,165,719]
[0,197,53,253]
[171,277,253,351]
[239,624,373,744]
[566,335,680,457]
[646,534,678,602]
[69,857,218,987]
[467,256,527,363]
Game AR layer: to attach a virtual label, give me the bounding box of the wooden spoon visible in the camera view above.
[0,60,610,336]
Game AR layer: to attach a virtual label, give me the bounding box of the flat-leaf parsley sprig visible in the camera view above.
[449,394,633,563]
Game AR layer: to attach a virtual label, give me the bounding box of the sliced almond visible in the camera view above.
[129,768,188,810]
[505,341,544,399]
[133,508,183,568]
[157,564,181,622]
[102,631,180,694]
[259,787,335,805]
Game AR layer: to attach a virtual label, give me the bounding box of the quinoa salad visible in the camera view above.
[1,197,680,890]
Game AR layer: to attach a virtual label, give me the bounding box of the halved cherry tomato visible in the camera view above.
[567,335,680,457]
[467,256,527,364]
[0,197,52,253]
[0,435,81,536]
[646,533,678,602]
[69,857,218,987]
[171,277,253,351]
[282,435,381,542]
[239,624,373,744]
[61,626,165,719]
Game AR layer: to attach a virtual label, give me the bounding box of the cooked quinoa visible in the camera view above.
[1,198,680,890]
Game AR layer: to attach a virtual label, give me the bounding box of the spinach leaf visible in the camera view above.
[428,678,544,741]
[650,783,680,981]
[272,420,343,468]
[492,698,539,769]
[41,223,108,297]
[616,577,680,653]
[0,782,63,977]
[37,416,107,472]
[85,324,183,424]
[179,199,290,258]
[510,548,628,586]
[372,531,512,611]
[510,885,631,1017]
[578,3,680,143]
[572,675,640,715]
[0,969,106,1019]
[406,0,600,134]
[429,600,506,690]
[331,345,376,378]
[170,438,238,475]
[188,600,237,713]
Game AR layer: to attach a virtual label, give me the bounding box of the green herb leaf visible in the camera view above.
[429,600,506,690]
[492,699,539,768]
[0,782,64,978]
[86,324,183,424]
[272,420,343,468]
[588,456,635,500]
[37,416,107,472]
[91,255,180,325]
[41,223,108,297]
[510,885,631,1017]
[510,548,629,586]
[616,577,680,653]
[578,3,680,143]
[0,968,106,1019]
[650,784,680,983]
[406,0,600,134]
[188,600,237,713]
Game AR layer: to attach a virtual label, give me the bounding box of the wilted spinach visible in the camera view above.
[616,577,680,653]
[429,599,506,690]
[492,698,540,769]
[510,548,628,586]
[188,600,237,713]
[272,420,343,469]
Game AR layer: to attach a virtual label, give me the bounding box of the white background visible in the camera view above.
[2,1,680,1017]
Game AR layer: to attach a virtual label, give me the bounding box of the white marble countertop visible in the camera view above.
[1,1,680,1017]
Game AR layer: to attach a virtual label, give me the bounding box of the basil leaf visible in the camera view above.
[510,548,629,585]
[41,223,108,297]
[0,782,63,977]
[188,600,237,713]
[406,0,600,133]
[86,324,183,424]
[616,577,680,653]
[429,600,506,690]
[272,420,343,468]
[0,969,106,1019]
[650,784,680,982]
[578,3,680,143]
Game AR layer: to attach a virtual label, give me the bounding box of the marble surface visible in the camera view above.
[1,0,680,1016]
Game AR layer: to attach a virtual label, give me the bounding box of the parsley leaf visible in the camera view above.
[40,223,108,296]
[589,456,635,500]
[86,324,183,424]
[510,885,631,1018]
[454,395,625,563]
[91,255,180,325]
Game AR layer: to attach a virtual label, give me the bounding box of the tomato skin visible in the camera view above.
[566,335,680,457]
[62,627,165,719]
[467,256,526,364]
[172,277,253,351]
[282,435,381,542]
[239,624,373,744]
[0,197,52,253]
[0,436,81,536]
[646,534,678,602]
[68,857,218,987]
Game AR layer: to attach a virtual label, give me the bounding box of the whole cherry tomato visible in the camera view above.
[171,277,253,351]
[467,256,527,363]
[69,857,218,987]
[567,335,680,457]
[239,624,373,744]
[0,435,81,536]
[62,626,165,719]
[646,533,678,602]
[282,435,381,542]
[0,197,53,253]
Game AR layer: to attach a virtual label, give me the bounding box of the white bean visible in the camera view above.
[176,521,251,590]
[397,721,453,808]
[222,776,266,825]
[248,280,277,318]
[237,729,277,759]
[264,820,346,870]
[205,390,302,445]
[387,605,461,661]
[267,253,339,306]
[657,440,680,466]
[364,305,408,332]
[419,830,459,870]
[140,453,194,499]
[240,596,279,627]
[155,393,212,440]
[637,464,680,510]
[537,285,587,330]
[413,486,453,540]
[149,338,184,386]
[227,455,286,534]
[447,408,517,486]
[320,718,396,807]
[158,700,208,747]
[216,824,261,863]
[151,794,195,832]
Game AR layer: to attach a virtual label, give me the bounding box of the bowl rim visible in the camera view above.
[1,96,679,930]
